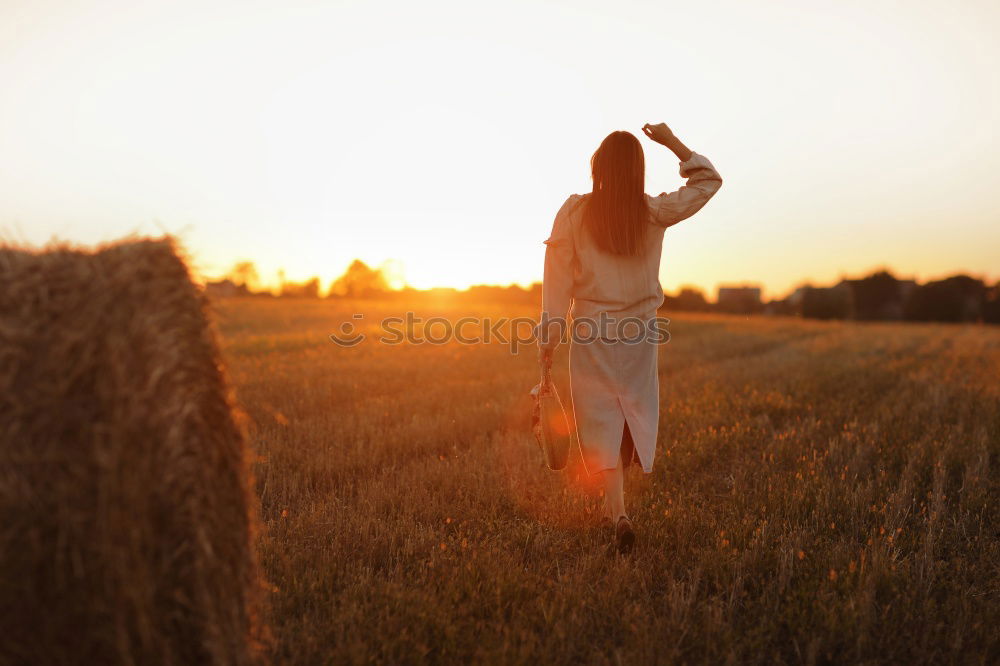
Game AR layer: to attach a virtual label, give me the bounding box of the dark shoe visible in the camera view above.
[615,516,635,554]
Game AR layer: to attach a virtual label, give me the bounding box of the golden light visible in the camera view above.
[2,0,998,296]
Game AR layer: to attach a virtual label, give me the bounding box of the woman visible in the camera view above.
[537,122,722,553]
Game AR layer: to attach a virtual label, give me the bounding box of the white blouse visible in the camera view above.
[538,152,722,347]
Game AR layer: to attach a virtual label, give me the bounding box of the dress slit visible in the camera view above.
[620,419,638,468]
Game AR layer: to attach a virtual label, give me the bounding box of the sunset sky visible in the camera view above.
[2,0,998,298]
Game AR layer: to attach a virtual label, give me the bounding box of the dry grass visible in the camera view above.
[0,240,264,665]
[213,298,999,665]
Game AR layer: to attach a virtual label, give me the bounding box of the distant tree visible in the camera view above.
[904,275,985,322]
[847,270,903,320]
[663,287,709,312]
[280,277,321,298]
[782,285,811,316]
[716,286,763,315]
[801,284,852,320]
[984,282,1000,324]
[329,260,389,298]
[225,261,260,292]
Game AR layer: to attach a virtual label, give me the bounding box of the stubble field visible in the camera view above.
[211,297,999,665]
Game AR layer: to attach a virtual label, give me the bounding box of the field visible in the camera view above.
[211,297,999,665]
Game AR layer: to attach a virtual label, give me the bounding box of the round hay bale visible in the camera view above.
[0,238,265,665]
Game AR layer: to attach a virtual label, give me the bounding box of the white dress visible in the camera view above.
[538,152,722,475]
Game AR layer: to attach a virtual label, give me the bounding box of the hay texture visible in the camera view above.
[0,238,263,665]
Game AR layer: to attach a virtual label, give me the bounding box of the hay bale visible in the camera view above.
[0,238,264,665]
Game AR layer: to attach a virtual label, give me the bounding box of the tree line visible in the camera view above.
[205,261,1000,324]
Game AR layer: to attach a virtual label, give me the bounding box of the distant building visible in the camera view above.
[204,279,249,298]
[717,286,762,314]
[762,298,797,316]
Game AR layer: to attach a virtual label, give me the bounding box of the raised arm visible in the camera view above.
[642,122,723,228]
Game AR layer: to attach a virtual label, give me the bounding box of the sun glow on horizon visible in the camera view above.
[2,0,999,297]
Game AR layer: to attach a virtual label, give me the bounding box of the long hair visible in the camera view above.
[582,131,649,256]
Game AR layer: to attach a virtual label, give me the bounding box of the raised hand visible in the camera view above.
[643,122,692,161]
[642,122,674,146]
